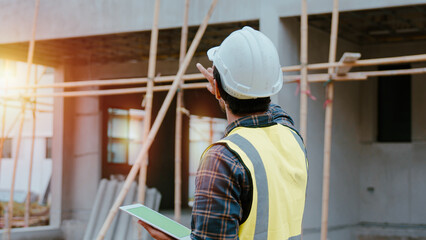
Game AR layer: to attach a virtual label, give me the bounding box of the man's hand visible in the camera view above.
[196,63,215,95]
[138,220,176,240]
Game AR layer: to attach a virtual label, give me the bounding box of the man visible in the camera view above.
[140,26,308,240]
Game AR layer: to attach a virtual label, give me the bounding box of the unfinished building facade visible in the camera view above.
[0,0,425,239]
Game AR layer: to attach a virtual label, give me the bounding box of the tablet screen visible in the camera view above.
[120,204,191,239]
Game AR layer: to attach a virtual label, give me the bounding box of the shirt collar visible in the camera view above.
[223,104,294,137]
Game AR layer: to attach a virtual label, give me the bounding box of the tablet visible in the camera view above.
[120,203,191,240]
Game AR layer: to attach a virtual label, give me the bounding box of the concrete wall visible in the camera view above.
[1,0,426,44]
[276,17,362,240]
[357,41,426,238]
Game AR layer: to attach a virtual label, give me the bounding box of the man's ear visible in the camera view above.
[213,79,221,100]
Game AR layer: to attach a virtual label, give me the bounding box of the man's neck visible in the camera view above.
[225,106,266,124]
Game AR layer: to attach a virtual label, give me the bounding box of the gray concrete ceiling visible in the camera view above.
[308,4,426,45]
[0,21,259,67]
[0,3,425,67]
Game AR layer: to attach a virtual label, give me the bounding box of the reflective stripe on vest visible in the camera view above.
[225,134,269,239]
[217,124,308,240]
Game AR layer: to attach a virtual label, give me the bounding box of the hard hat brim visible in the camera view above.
[207,46,219,62]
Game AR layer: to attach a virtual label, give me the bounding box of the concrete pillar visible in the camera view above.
[260,5,300,127]
[51,65,65,228]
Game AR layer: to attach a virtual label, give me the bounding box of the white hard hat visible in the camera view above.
[207,26,283,99]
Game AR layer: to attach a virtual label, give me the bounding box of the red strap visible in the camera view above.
[301,89,317,101]
[323,99,333,108]
[294,79,301,96]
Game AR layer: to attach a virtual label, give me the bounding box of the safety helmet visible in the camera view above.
[207,26,283,99]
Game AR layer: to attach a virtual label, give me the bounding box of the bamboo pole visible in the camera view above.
[284,67,426,83]
[4,73,205,90]
[282,53,426,72]
[174,0,190,222]
[5,1,39,239]
[0,102,52,113]
[320,0,339,239]
[362,67,426,77]
[5,103,27,239]
[138,0,160,206]
[299,3,308,238]
[24,67,45,227]
[7,82,206,99]
[4,65,426,100]
[95,1,218,239]
[0,60,9,180]
[3,53,426,91]
[299,0,308,140]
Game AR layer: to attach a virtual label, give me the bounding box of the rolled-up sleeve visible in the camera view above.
[191,144,247,240]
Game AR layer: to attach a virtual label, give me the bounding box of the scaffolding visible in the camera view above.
[0,0,425,239]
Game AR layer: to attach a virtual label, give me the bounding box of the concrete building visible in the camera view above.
[0,0,425,239]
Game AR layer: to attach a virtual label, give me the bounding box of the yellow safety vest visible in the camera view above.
[216,124,308,240]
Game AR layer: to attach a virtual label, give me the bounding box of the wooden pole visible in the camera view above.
[174,0,190,222]
[0,60,9,179]
[4,65,426,100]
[5,1,39,238]
[8,82,207,99]
[299,3,308,238]
[24,67,45,227]
[138,0,160,205]
[299,0,308,140]
[0,102,52,113]
[282,53,426,72]
[5,103,27,238]
[284,67,426,83]
[95,1,218,239]
[4,53,426,91]
[321,0,339,239]
[3,73,205,90]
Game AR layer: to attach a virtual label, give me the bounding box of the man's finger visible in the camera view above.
[196,63,210,78]
[197,63,216,95]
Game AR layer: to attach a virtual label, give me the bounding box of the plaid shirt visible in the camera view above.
[191,104,299,240]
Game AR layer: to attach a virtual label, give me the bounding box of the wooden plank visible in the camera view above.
[95,1,218,238]
[336,52,361,75]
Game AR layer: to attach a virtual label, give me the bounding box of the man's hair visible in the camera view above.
[214,67,270,115]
